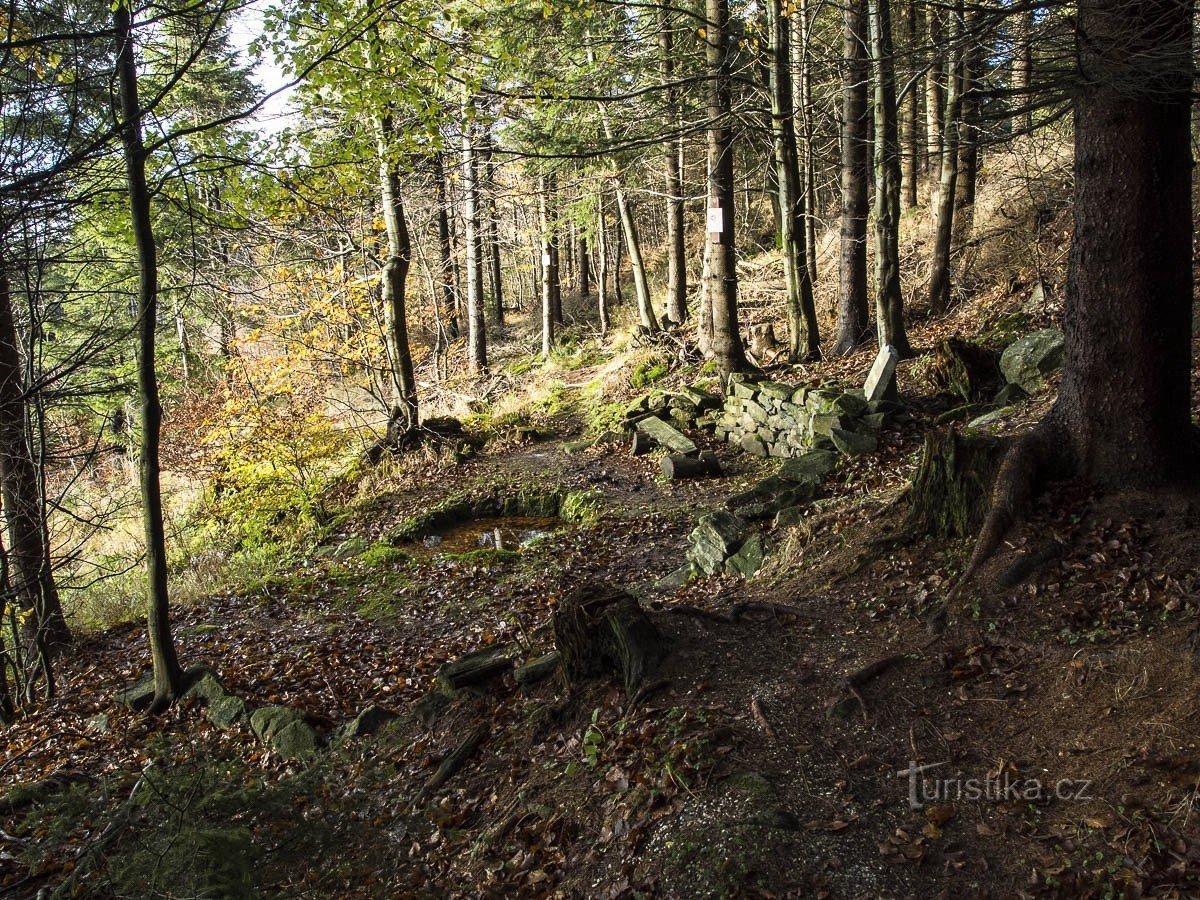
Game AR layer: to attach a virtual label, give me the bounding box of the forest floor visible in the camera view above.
[7,187,1200,895]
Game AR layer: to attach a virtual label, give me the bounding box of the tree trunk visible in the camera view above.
[433,153,460,340]
[1010,6,1034,133]
[0,270,69,662]
[115,1,182,710]
[928,17,963,316]
[871,0,912,356]
[578,235,590,297]
[898,0,919,209]
[461,104,487,374]
[376,116,419,437]
[660,4,687,326]
[596,200,610,334]
[705,0,749,376]
[956,10,982,210]
[793,0,820,286]
[835,0,871,356]
[615,186,657,332]
[768,0,820,361]
[540,174,560,358]
[483,138,504,326]
[925,7,945,200]
[1050,0,1194,483]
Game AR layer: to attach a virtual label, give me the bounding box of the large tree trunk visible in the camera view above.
[898,0,920,209]
[1010,6,1034,134]
[955,11,982,211]
[461,104,487,374]
[115,1,182,710]
[660,5,687,325]
[0,270,69,662]
[1051,0,1194,483]
[871,0,912,356]
[376,116,419,438]
[835,0,871,356]
[704,0,749,376]
[928,16,963,316]
[792,0,820,286]
[925,6,945,200]
[949,0,1195,600]
[614,186,657,332]
[768,0,820,360]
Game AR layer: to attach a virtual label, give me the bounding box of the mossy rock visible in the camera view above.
[207,694,251,729]
[271,720,320,760]
[250,705,307,743]
[340,704,401,740]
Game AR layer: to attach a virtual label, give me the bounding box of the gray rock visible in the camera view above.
[992,382,1030,407]
[341,704,401,739]
[774,505,808,528]
[271,720,319,760]
[514,652,561,686]
[250,705,306,743]
[834,392,868,417]
[114,673,156,711]
[790,387,810,405]
[635,416,698,456]
[182,670,228,706]
[729,373,759,399]
[830,427,878,457]
[968,405,1019,428]
[864,345,901,403]
[86,713,111,734]
[207,694,250,728]
[739,435,768,457]
[778,450,838,485]
[742,402,769,425]
[655,563,697,590]
[999,328,1065,392]
[757,381,794,402]
[726,533,765,578]
[688,510,746,575]
[809,413,847,438]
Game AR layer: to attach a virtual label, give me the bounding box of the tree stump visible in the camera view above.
[553,584,668,697]
[907,427,1006,539]
[929,337,1002,403]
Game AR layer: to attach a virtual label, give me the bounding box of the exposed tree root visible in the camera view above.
[943,421,1069,613]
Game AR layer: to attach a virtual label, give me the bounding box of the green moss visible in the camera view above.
[357,542,410,568]
[560,488,602,524]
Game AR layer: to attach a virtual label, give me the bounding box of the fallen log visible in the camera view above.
[417,723,489,803]
[661,450,722,480]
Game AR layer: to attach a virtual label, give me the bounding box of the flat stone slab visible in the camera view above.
[635,416,698,456]
[864,345,901,403]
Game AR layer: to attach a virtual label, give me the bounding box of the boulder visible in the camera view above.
[271,720,320,760]
[655,563,696,590]
[206,694,251,729]
[999,328,1065,392]
[831,427,878,457]
[774,505,808,528]
[250,705,306,743]
[739,434,768,457]
[778,450,839,486]
[725,533,766,578]
[687,510,746,575]
[341,704,401,739]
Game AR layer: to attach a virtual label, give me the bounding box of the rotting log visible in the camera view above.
[662,450,722,480]
[554,583,668,698]
[907,427,1005,539]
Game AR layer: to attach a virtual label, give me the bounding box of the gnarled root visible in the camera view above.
[943,421,1068,613]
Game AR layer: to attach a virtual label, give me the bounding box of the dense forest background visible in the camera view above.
[1,0,1198,894]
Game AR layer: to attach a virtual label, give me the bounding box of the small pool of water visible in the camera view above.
[412,516,562,554]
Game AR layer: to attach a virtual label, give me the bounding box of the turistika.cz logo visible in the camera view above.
[895,761,1093,810]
